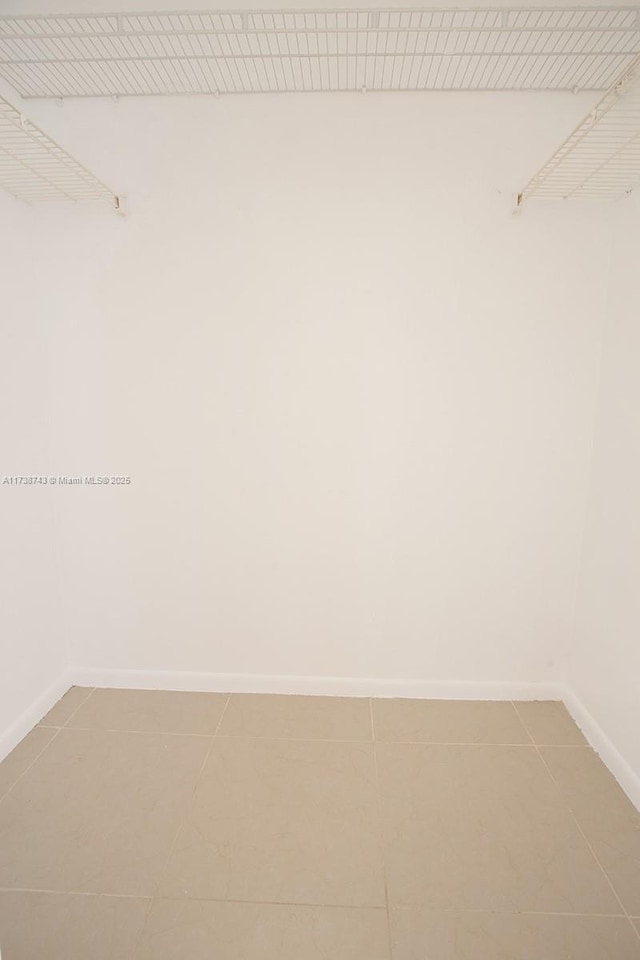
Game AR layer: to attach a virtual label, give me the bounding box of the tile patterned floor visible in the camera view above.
[0,688,639,959]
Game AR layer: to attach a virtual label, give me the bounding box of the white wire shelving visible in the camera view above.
[0,7,639,97]
[518,52,640,202]
[0,94,119,205]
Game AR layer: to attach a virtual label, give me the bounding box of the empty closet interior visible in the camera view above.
[1,4,640,953]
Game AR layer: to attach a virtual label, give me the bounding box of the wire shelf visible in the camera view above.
[0,7,639,97]
[0,94,118,204]
[518,52,640,201]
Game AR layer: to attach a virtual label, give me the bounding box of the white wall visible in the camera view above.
[0,194,70,739]
[570,191,640,782]
[12,91,608,688]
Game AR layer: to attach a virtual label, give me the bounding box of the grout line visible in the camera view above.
[261,739,582,748]
[20,727,591,747]
[369,698,394,960]
[512,702,639,943]
[536,744,638,936]
[510,700,534,742]
[39,728,374,742]
[217,733,375,743]
[0,887,385,909]
[0,887,153,900]
[389,904,630,918]
[151,694,231,893]
[61,686,96,727]
[35,727,230,739]
[372,740,551,748]
[0,687,97,804]
[0,727,64,805]
[7,729,599,747]
[519,908,630,919]
[131,693,233,955]
[0,886,633,918]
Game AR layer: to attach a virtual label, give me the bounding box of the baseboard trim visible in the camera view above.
[0,668,72,764]
[562,685,640,811]
[69,666,566,702]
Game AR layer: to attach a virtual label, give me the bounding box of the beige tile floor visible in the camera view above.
[0,688,639,958]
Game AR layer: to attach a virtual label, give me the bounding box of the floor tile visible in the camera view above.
[541,745,640,915]
[138,899,389,960]
[372,700,528,744]
[66,688,228,735]
[40,687,93,727]
[219,694,371,741]
[390,908,640,959]
[158,738,385,906]
[514,701,587,745]
[0,729,209,896]
[0,726,57,798]
[0,891,148,960]
[376,743,619,912]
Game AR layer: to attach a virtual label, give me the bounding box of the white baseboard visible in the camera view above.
[69,666,566,702]
[0,668,73,764]
[562,685,640,812]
